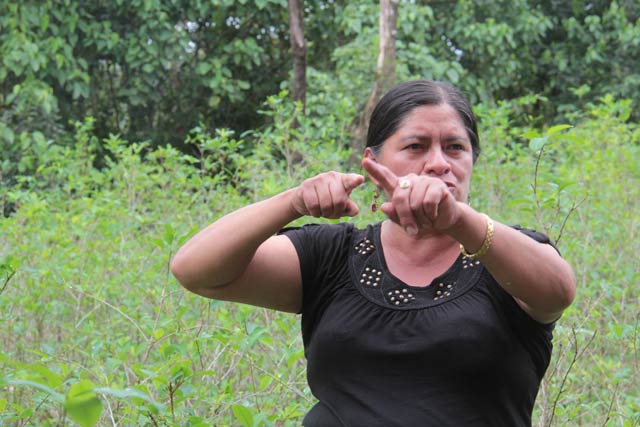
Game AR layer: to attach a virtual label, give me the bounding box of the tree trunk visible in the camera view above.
[288,0,306,113]
[351,0,398,157]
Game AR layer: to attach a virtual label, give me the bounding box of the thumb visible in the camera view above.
[343,199,360,217]
[342,173,365,192]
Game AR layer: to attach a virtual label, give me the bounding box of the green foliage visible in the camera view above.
[0,0,294,188]
[542,1,640,121]
[2,0,639,193]
[394,0,640,125]
[398,0,552,102]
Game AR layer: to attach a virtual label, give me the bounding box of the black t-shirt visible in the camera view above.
[281,222,555,427]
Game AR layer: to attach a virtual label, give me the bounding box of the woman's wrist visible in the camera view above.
[460,213,494,259]
[278,187,306,223]
[444,203,490,255]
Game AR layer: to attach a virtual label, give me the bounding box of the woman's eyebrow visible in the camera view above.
[443,135,469,142]
[399,134,431,142]
[400,134,469,143]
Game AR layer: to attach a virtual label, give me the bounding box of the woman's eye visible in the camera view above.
[406,144,423,151]
[448,143,465,151]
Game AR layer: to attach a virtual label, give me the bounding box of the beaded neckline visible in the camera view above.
[349,223,484,310]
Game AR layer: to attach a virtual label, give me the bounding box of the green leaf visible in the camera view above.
[0,123,15,144]
[32,131,46,145]
[612,324,623,337]
[150,237,165,249]
[94,387,165,412]
[445,67,459,83]
[28,363,63,388]
[557,179,576,192]
[55,53,66,69]
[196,62,212,75]
[162,223,175,245]
[30,58,41,72]
[529,137,547,152]
[232,404,254,427]
[559,134,582,144]
[521,129,540,140]
[40,14,50,32]
[7,379,64,403]
[64,380,103,427]
[547,124,572,137]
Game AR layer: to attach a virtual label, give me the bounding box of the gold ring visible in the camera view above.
[399,179,411,189]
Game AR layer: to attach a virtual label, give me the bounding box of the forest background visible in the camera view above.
[1,0,639,426]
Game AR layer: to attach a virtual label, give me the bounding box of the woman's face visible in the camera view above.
[366,103,474,203]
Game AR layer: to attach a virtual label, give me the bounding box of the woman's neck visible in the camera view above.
[381,220,460,286]
[382,221,458,259]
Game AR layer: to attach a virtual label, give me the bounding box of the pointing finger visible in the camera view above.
[361,158,397,193]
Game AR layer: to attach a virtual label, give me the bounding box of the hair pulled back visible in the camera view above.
[366,80,480,162]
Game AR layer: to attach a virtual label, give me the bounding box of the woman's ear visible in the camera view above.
[363,147,377,162]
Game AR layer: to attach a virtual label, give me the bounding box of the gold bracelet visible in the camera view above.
[460,213,494,259]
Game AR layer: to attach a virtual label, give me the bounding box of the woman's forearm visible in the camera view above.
[449,204,576,322]
[170,188,301,291]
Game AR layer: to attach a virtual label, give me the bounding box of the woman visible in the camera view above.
[170,80,576,426]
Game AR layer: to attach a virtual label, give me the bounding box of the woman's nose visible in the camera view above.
[423,146,451,176]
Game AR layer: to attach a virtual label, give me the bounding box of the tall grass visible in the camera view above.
[1,93,638,426]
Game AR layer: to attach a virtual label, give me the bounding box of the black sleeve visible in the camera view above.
[485,274,555,378]
[485,226,558,378]
[278,223,355,346]
[511,224,560,254]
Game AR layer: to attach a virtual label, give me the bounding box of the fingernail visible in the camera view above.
[405,225,417,236]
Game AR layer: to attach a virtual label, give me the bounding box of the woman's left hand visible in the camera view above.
[362,158,462,236]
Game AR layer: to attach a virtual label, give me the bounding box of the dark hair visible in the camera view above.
[366,80,480,162]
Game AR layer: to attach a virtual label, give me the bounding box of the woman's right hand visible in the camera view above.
[290,172,365,219]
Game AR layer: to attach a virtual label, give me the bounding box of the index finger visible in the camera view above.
[361,158,398,193]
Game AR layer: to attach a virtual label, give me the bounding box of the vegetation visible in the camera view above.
[2,1,639,182]
[1,1,639,426]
